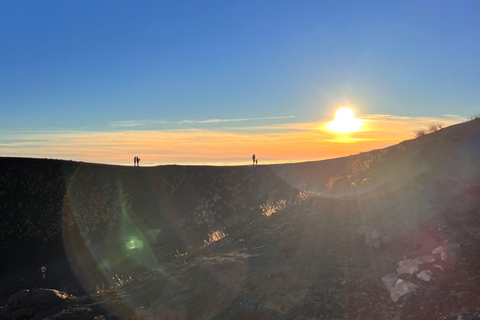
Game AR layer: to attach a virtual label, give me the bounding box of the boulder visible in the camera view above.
[2,289,70,320]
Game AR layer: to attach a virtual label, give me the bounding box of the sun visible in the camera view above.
[327,108,363,133]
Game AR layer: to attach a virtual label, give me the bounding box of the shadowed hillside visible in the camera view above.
[0,152,347,296]
[1,119,479,320]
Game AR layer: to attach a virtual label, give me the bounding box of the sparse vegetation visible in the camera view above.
[175,249,188,258]
[296,191,315,202]
[260,192,315,217]
[112,274,132,287]
[260,199,287,217]
[427,122,443,132]
[203,230,226,246]
[327,175,342,189]
[414,122,443,138]
[96,275,133,293]
[415,129,427,138]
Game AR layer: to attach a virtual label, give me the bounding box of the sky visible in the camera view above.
[0,1,478,165]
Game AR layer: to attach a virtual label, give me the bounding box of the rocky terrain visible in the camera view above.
[0,118,479,319]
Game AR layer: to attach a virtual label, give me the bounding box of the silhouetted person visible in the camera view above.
[256,159,258,165]
[137,157,140,166]
[40,265,46,280]
[252,154,256,165]
[134,156,137,166]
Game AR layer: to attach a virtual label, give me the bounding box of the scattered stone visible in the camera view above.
[416,270,433,282]
[432,246,446,254]
[414,255,435,264]
[434,264,444,271]
[381,273,399,291]
[382,273,419,302]
[391,280,418,302]
[441,251,447,261]
[396,259,420,274]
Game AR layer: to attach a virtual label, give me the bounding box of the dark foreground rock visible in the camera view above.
[0,289,70,320]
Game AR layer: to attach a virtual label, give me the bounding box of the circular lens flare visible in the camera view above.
[126,238,143,250]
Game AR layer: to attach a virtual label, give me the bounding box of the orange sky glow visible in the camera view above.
[0,114,465,166]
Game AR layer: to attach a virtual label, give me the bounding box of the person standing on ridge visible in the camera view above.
[40,265,46,280]
[134,156,137,166]
[252,154,256,165]
[137,157,140,166]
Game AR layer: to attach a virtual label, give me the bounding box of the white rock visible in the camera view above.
[434,264,444,271]
[382,276,419,302]
[382,273,399,290]
[416,270,433,282]
[396,259,420,274]
[441,251,447,261]
[414,255,435,264]
[395,280,418,301]
[432,246,446,254]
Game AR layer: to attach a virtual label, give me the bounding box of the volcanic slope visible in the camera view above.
[0,118,479,320]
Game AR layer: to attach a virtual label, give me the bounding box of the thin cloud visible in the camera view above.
[177,116,295,124]
[442,114,468,120]
[108,120,168,127]
[109,116,294,127]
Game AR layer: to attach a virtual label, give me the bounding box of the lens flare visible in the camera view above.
[126,238,143,250]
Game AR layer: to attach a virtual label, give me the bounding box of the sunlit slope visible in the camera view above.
[327,118,480,198]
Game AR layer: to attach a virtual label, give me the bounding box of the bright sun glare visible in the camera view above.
[327,108,363,133]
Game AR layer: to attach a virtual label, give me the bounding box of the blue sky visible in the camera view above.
[0,1,478,164]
